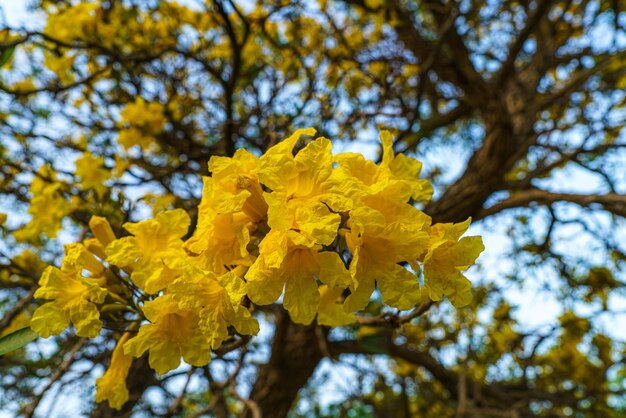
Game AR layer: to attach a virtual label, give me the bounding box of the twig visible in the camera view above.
[23,338,86,418]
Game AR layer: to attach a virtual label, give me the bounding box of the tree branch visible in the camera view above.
[476,190,626,219]
[495,0,555,86]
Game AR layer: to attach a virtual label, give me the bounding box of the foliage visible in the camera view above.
[0,1,625,417]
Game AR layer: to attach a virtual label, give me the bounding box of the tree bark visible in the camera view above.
[424,110,523,223]
[244,310,326,418]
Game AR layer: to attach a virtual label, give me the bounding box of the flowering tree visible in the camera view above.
[0,1,625,417]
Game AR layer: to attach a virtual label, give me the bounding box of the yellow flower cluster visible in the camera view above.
[44,3,99,43]
[117,98,166,151]
[14,166,74,242]
[31,244,108,338]
[75,152,112,196]
[44,1,191,50]
[29,129,483,409]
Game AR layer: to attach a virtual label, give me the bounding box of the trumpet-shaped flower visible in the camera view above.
[257,129,351,246]
[317,285,356,327]
[332,131,432,204]
[185,178,254,273]
[423,218,484,307]
[62,242,106,276]
[208,148,267,221]
[105,209,189,293]
[123,295,212,376]
[31,260,108,338]
[168,267,259,345]
[86,216,118,259]
[344,206,430,312]
[96,333,132,410]
[246,230,351,324]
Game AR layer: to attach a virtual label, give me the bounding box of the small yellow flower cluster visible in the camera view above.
[31,243,108,338]
[14,166,75,242]
[75,152,112,196]
[29,129,483,409]
[43,1,188,50]
[44,3,99,43]
[117,98,166,151]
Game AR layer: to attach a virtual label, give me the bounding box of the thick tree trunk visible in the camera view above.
[244,311,326,418]
[425,112,519,223]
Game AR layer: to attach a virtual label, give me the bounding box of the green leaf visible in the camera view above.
[0,47,14,68]
[0,326,38,356]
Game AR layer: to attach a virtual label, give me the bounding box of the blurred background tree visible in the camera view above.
[0,0,625,417]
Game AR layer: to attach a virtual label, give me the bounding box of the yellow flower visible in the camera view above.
[246,230,351,324]
[89,216,117,246]
[257,129,351,246]
[185,147,270,272]
[75,152,111,196]
[96,333,132,410]
[333,131,432,204]
[423,218,484,307]
[118,98,166,151]
[208,148,267,221]
[31,247,108,338]
[317,285,356,327]
[62,243,106,275]
[120,98,166,133]
[44,3,98,42]
[123,295,213,376]
[86,216,117,259]
[168,267,259,346]
[185,178,254,273]
[344,206,430,312]
[105,209,189,293]
[14,166,72,242]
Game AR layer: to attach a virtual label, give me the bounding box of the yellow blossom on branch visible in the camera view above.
[74,152,111,196]
[29,128,484,403]
[95,333,133,410]
[14,165,73,242]
[30,245,108,338]
[257,128,352,246]
[344,206,430,312]
[123,295,213,376]
[246,230,351,324]
[105,209,189,294]
[117,98,166,151]
[423,218,485,308]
